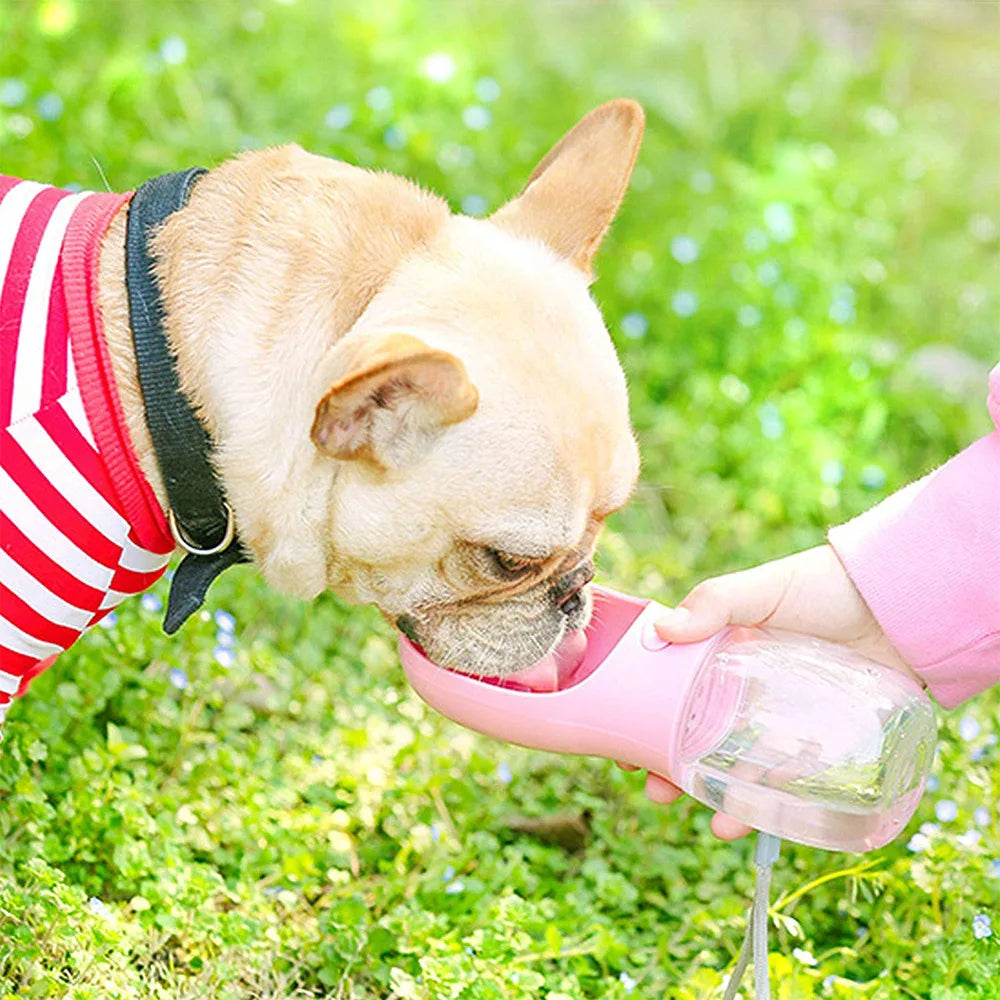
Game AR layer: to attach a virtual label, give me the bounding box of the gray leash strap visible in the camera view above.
[722,833,782,1000]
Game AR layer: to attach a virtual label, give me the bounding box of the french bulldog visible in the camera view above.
[4,99,643,691]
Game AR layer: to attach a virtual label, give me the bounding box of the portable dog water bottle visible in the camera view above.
[400,585,937,853]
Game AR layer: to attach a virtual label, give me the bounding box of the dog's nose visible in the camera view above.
[551,560,594,614]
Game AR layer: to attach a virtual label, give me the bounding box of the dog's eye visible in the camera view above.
[488,549,543,577]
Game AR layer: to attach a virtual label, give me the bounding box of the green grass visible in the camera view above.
[1,1,998,997]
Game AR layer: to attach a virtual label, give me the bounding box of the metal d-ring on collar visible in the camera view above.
[167,503,237,556]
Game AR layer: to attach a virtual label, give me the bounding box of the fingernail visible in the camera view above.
[655,607,691,637]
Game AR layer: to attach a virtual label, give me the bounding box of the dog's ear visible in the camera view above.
[490,99,644,280]
[311,333,478,469]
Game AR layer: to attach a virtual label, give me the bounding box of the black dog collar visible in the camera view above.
[124,168,249,634]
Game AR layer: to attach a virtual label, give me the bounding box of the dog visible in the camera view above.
[0,99,643,731]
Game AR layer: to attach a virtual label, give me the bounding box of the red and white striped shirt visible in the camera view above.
[0,176,174,732]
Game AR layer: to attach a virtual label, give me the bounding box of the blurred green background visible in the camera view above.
[1,1,997,998]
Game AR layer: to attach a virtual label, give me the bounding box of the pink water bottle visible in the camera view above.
[400,585,937,852]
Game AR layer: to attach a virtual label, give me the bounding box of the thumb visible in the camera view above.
[655,562,792,644]
[653,601,728,643]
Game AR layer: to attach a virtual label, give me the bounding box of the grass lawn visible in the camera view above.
[1,1,998,997]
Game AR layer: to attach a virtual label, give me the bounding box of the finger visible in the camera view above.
[644,772,683,804]
[655,561,796,643]
[710,812,754,840]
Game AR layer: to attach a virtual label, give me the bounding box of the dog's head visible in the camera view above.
[155,101,643,676]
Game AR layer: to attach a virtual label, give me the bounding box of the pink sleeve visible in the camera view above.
[827,364,1000,709]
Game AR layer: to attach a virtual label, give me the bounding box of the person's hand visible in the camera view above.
[638,544,921,839]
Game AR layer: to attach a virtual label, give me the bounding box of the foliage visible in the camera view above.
[1,1,998,998]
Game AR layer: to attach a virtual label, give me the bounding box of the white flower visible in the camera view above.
[935,799,958,823]
[420,53,456,84]
[958,716,981,741]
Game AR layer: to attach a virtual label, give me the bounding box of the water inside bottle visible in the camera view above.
[674,628,937,852]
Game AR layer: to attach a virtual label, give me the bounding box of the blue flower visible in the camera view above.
[213,646,235,669]
[907,832,931,853]
[461,193,488,217]
[671,291,698,317]
[324,104,353,130]
[974,807,991,827]
[169,668,188,690]
[989,859,1000,879]
[935,799,958,823]
[860,465,887,490]
[159,35,188,66]
[621,312,649,339]
[820,460,845,486]
[430,823,441,842]
[365,86,392,112]
[141,593,163,614]
[462,105,491,131]
[214,609,236,634]
[87,896,110,918]
[619,971,638,993]
[757,260,781,286]
[97,611,118,629]
[216,630,235,649]
[0,78,28,108]
[758,402,785,440]
[829,283,857,325]
[36,93,63,121]
[972,913,992,940]
[383,124,406,150]
[670,235,699,264]
[958,715,981,741]
[475,77,501,103]
[925,774,940,793]
[444,879,465,895]
[496,762,513,785]
[442,865,455,882]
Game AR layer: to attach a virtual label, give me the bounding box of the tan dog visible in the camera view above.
[96,100,643,676]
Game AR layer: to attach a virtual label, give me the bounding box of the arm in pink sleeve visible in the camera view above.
[827,364,1000,709]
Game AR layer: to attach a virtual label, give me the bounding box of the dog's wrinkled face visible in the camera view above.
[316,217,640,675]
[156,100,643,677]
[310,102,643,675]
